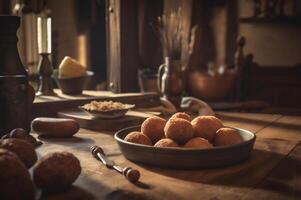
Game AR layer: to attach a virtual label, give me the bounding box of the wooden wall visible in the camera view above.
[0,0,10,14]
[189,0,238,69]
[239,1,301,67]
[138,0,163,70]
[106,0,238,92]
[106,0,139,92]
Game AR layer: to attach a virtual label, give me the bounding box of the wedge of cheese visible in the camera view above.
[58,56,86,78]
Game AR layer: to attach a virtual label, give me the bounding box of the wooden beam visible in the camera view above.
[106,0,139,93]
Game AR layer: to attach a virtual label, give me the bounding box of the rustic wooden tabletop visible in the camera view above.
[35,112,301,200]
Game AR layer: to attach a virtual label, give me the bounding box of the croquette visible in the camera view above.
[170,112,192,122]
[184,137,213,149]
[0,149,35,200]
[33,151,81,191]
[141,116,166,143]
[164,118,194,145]
[214,128,243,146]
[0,138,37,169]
[124,131,152,145]
[191,116,223,142]
[154,138,179,148]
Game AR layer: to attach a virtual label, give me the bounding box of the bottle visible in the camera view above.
[0,15,30,136]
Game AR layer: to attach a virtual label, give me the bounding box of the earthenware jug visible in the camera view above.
[158,57,184,107]
[0,16,31,135]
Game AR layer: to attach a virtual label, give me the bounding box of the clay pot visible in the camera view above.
[188,70,237,101]
[52,70,94,94]
[138,68,159,93]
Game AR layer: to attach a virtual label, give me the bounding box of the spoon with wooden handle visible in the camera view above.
[90,145,140,183]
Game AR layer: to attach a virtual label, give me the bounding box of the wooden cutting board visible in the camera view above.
[33,90,161,118]
[58,109,159,132]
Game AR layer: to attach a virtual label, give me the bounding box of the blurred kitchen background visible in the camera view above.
[1,0,301,113]
[1,0,107,90]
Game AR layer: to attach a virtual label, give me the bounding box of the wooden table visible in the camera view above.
[33,90,160,118]
[36,112,301,200]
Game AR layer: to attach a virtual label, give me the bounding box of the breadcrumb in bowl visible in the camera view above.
[79,101,135,119]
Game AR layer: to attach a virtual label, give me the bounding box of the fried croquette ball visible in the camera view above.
[33,151,81,191]
[0,138,37,169]
[214,128,243,146]
[164,118,194,145]
[184,137,213,149]
[191,116,223,142]
[0,149,35,200]
[141,116,166,143]
[124,131,152,146]
[154,138,179,148]
[170,112,192,122]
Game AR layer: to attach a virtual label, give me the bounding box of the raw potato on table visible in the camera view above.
[33,151,81,191]
[0,149,35,200]
[31,117,80,138]
[0,138,37,168]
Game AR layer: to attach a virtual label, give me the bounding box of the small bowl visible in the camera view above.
[79,105,135,119]
[115,126,256,169]
[52,70,94,94]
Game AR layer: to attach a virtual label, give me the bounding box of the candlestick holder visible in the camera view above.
[36,16,56,96]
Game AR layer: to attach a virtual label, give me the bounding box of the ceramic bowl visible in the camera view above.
[52,70,94,94]
[115,126,256,169]
[79,105,135,119]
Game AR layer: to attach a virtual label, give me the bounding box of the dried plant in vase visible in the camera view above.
[152,8,200,70]
[152,8,183,60]
[151,8,199,107]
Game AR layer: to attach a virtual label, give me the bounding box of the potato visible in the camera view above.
[33,151,81,191]
[9,128,28,140]
[0,149,35,200]
[31,117,79,138]
[0,138,37,169]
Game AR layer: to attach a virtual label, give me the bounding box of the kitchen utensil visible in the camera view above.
[90,145,140,182]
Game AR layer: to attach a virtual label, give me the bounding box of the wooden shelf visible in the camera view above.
[239,16,301,25]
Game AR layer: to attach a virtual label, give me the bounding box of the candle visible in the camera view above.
[37,16,51,54]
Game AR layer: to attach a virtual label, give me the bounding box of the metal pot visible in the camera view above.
[188,70,237,101]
